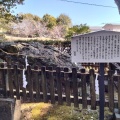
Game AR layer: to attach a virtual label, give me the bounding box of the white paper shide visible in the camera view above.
[22,56,28,88]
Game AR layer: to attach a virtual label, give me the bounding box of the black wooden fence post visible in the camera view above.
[20,65,27,102]
[64,68,71,106]
[81,69,87,109]
[41,66,48,103]
[14,65,20,99]
[72,68,79,108]
[33,66,40,102]
[0,65,7,97]
[99,63,105,120]
[108,70,114,112]
[48,66,55,104]
[27,65,33,102]
[56,67,62,105]
[118,74,120,114]
[7,65,14,98]
[89,69,96,110]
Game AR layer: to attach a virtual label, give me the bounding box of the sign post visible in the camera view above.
[71,30,120,120]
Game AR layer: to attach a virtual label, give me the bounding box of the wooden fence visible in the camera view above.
[0,64,119,112]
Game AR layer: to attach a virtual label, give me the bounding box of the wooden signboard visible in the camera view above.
[71,30,120,63]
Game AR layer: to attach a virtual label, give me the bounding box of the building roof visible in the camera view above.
[72,30,120,38]
[89,26,103,32]
[103,23,120,28]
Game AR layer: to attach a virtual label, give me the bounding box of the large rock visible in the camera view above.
[0,41,75,69]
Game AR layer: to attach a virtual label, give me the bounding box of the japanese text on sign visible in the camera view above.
[71,35,120,63]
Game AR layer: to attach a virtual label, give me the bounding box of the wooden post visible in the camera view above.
[108,70,114,112]
[18,67,23,91]
[41,66,48,103]
[56,67,62,105]
[14,65,20,99]
[48,67,55,104]
[26,65,33,102]
[118,75,120,113]
[0,67,2,96]
[81,69,87,109]
[72,68,79,108]
[99,63,105,120]
[89,69,96,110]
[64,68,71,106]
[0,66,7,97]
[20,65,26,102]
[34,66,40,102]
[7,65,14,98]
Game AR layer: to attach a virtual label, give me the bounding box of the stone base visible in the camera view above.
[115,113,120,120]
[13,100,21,120]
[0,98,15,120]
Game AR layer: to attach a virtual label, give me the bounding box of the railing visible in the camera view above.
[0,64,119,113]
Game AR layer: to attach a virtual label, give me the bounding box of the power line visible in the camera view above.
[58,0,117,8]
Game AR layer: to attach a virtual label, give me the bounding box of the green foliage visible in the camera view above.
[21,13,41,22]
[71,24,90,34]
[42,14,56,29]
[33,15,41,22]
[57,14,72,27]
[0,0,24,31]
[0,13,15,23]
[65,24,90,40]
[65,29,74,40]
[38,40,71,46]
[0,0,24,12]
[0,33,6,41]
[15,39,71,47]
[0,12,16,32]
[22,13,34,19]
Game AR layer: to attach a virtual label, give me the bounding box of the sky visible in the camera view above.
[12,0,120,27]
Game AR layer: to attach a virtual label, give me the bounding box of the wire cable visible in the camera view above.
[58,0,117,8]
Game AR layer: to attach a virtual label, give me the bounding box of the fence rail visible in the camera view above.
[0,64,119,112]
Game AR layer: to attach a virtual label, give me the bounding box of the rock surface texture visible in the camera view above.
[0,41,74,69]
